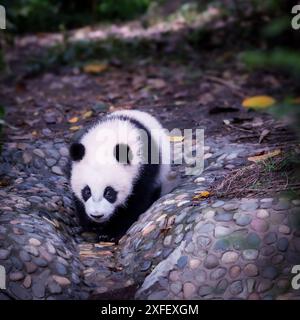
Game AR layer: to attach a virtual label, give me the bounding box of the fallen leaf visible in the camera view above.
[68,117,79,124]
[69,125,82,131]
[193,191,211,200]
[83,63,108,74]
[248,149,281,162]
[169,136,184,142]
[242,95,276,109]
[258,129,270,144]
[82,111,93,119]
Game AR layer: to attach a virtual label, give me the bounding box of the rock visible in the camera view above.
[170,281,182,295]
[246,233,261,249]
[189,258,200,269]
[236,214,252,226]
[272,254,284,264]
[215,279,228,294]
[278,225,291,235]
[141,260,152,272]
[258,280,273,293]
[212,201,225,208]
[204,254,218,269]
[177,256,188,269]
[23,275,32,289]
[29,238,41,246]
[0,249,10,260]
[277,238,289,252]
[262,266,279,280]
[198,285,213,297]
[230,280,243,295]
[223,203,239,211]
[33,149,45,158]
[51,166,63,175]
[215,226,232,237]
[221,251,239,264]
[48,282,62,294]
[242,249,258,260]
[241,200,258,211]
[264,232,277,244]
[244,264,258,276]
[273,199,290,211]
[24,245,39,257]
[251,219,269,232]
[183,282,196,299]
[52,276,71,286]
[229,265,241,278]
[215,212,233,222]
[256,209,269,219]
[24,262,38,274]
[9,272,25,281]
[211,267,227,280]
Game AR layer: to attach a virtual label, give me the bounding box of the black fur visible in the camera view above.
[69,113,162,242]
[70,143,85,161]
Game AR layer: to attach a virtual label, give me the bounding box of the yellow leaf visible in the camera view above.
[69,125,82,131]
[242,95,276,109]
[193,191,211,200]
[248,149,281,162]
[169,136,184,142]
[68,117,79,124]
[83,63,108,74]
[82,110,93,119]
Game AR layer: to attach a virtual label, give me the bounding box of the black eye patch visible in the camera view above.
[103,186,117,203]
[82,185,91,202]
[114,144,133,165]
[70,143,85,161]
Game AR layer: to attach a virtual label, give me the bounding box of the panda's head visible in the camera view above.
[69,139,139,224]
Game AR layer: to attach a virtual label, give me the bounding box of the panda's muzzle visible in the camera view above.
[90,214,104,219]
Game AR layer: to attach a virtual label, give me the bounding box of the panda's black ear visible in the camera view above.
[114,144,133,165]
[70,143,85,161]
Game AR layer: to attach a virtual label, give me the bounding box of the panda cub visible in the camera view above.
[69,110,175,241]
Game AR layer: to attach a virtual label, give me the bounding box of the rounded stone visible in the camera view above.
[204,254,219,269]
[212,200,225,208]
[272,254,284,264]
[169,271,180,282]
[29,238,41,246]
[215,226,232,238]
[189,258,201,269]
[256,209,269,219]
[198,285,213,297]
[251,219,269,232]
[0,249,10,260]
[211,267,227,280]
[262,266,279,280]
[177,256,188,269]
[264,232,277,245]
[9,272,25,281]
[183,282,196,299]
[260,246,275,256]
[23,275,32,289]
[244,263,259,276]
[52,276,71,286]
[229,265,241,279]
[221,251,239,264]
[277,238,289,252]
[246,233,261,248]
[242,249,259,260]
[197,236,211,249]
[236,214,252,226]
[141,260,152,272]
[248,293,260,300]
[51,166,63,175]
[278,225,291,235]
[257,280,273,293]
[170,281,182,295]
[230,280,243,295]
[223,203,239,211]
[215,279,228,294]
[48,282,62,294]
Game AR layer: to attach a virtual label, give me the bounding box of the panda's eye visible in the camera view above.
[82,186,91,202]
[103,186,117,203]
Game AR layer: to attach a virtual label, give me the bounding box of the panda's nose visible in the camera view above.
[91,214,104,219]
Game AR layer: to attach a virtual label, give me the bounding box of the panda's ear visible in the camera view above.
[114,144,133,165]
[70,143,85,161]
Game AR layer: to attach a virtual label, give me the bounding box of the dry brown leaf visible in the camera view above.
[242,95,276,109]
[83,63,108,74]
[248,149,281,162]
[69,125,82,131]
[82,111,93,119]
[193,191,211,200]
[68,117,79,124]
[258,129,270,144]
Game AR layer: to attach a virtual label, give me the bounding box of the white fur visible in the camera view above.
[70,110,173,223]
